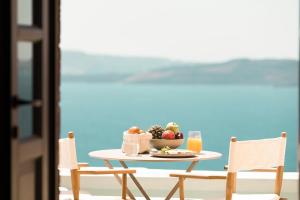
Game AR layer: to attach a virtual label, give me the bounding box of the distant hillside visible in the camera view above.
[62,51,181,75]
[62,51,298,86]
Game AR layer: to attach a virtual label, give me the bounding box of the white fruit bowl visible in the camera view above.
[149,139,184,150]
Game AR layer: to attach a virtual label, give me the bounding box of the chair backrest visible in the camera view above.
[228,132,287,172]
[58,131,78,170]
[225,132,287,200]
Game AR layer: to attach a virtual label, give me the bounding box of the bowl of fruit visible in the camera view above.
[148,122,184,150]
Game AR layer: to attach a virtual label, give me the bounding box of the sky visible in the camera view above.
[61,0,298,62]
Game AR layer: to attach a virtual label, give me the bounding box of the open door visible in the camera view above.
[0,0,60,200]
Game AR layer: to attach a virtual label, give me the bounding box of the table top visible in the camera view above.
[89,149,222,162]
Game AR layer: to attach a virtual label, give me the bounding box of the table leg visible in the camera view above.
[119,161,151,200]
[165,161,199,200]
[103,160,136,200]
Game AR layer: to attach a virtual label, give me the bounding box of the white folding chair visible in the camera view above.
[170,132,287,200]
[59,131,136,200]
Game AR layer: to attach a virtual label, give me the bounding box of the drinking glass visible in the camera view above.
[187,131,202,153]
[125,143,139,157]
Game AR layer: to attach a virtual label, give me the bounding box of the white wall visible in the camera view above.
[60,168,298,199]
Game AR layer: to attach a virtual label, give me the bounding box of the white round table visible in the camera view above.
[89,149,222,200]
[89,149,221,162]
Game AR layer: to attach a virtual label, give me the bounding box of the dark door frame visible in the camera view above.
[0,0,60,199]
[0,0,13,199]
[49,0,61,199]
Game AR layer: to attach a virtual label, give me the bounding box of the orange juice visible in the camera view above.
[187,137,202,153]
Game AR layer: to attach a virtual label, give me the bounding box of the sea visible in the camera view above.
[60,82,298,171]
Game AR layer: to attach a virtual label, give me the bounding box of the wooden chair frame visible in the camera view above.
[65,132,136,200]
[170,132,287,200]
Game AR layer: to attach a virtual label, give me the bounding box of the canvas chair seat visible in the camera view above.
[232,193,279,200]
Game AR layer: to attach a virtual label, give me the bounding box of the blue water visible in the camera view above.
[61,83,298,171]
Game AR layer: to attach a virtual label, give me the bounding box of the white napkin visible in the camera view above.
[122,131,152,153]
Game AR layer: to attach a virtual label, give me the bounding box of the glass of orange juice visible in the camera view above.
[187,131,202,153]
